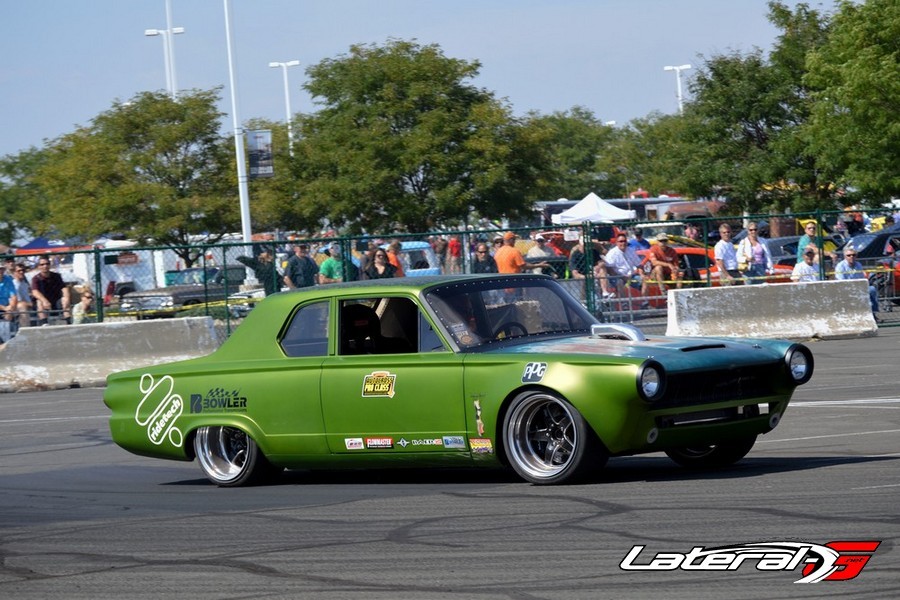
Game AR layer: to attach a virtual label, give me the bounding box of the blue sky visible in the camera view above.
[1,0,817,158]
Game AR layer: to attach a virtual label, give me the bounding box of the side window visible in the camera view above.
[280,301,329,357]
[419,312,447,352]
[340,297,427,355]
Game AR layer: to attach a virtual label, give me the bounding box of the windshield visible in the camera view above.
[425,277,597,350]
[169,269,211,285]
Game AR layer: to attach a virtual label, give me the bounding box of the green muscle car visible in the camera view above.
[104,274,813,487]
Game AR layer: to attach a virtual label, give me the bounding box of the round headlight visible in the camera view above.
[785,345,814,385]
[637,360,666,402]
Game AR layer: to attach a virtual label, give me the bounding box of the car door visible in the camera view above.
[320,296,468,454]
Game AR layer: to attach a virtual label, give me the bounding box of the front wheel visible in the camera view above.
[503,391,607,484]
[664,436,757,469]
[193,426,280,487]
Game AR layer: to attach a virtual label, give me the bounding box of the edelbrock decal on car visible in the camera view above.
[344,438,364,450]
[362,371,397,398]
[135,374,184,448]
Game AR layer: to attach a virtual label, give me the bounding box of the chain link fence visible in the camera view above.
[2,208,897,342]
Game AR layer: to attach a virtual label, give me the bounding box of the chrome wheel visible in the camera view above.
[194,426,278,487]
[503,392,605,484]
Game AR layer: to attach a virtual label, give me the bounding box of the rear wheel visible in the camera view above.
[503,391,607,484]
[665,436,757,469]
[193,426,280,487]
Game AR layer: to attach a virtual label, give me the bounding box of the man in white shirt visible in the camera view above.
[604,233,645,297]
[714,224,742,285]
[791,247,821,282]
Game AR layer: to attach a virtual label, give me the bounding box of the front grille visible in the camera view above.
[656,404,765,428]
[657,364,778,408]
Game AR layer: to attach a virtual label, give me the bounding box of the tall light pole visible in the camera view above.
[269,60,300,157]
[223,0,254,275]
[663,64,692,114]
[145,26,185,99]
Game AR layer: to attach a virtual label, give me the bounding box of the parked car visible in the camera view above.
[119,265,247,318]
[638,246,794,286]
[382,240,441,276]
[104,274,813,487]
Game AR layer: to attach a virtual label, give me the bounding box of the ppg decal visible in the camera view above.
[522,362,547,383]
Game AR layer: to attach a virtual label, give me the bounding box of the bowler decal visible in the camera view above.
[362,371,397,398]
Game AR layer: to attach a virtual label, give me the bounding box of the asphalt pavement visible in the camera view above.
[0,328,898,599]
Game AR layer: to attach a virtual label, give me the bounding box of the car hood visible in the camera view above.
[486,334,791,371]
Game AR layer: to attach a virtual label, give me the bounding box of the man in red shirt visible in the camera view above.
[446,235,462,273]
[644,233,683,296]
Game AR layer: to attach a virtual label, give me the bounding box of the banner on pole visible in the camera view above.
[247,129,274,179]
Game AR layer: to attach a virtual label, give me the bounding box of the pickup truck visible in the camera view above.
[118,266,247,318]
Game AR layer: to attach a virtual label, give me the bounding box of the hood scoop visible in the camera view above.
[680,344,727,352]
[590,323,646,342]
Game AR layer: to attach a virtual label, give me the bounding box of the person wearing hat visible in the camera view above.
[237,245,280,295]
[284,243,319,289]
[629,227,651,251]
[645,232,683,296]
[491,234,504,257]
[525,234,557,275]
[494,231,552,275]
[791,246,821,283]
[318,243,359,284]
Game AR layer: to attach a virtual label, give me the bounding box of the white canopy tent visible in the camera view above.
[550,192,637,224]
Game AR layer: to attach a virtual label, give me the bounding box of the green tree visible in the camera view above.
[804,0,900,202]
[522,107,618,200]
[597,112,694,199]
[292,40,544,233]
[34,90,240,263]
[0,147,53,246]
[676,2,833,212]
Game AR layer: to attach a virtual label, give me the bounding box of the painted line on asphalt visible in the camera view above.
[852,482,900,491]
[0,415,107,425]
[759,428,900,444]
[791,398,900,407]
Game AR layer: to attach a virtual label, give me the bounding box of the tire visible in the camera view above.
[664,435,757,469]
[503,391,607,484]
[193,426,280,487]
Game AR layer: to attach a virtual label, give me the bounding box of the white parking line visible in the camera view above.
[759,428,900,444]
[0,415,107,425]
[853,482,900,490]
[791,398,900,407]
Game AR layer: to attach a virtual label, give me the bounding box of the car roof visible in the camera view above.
[381,240,433,251]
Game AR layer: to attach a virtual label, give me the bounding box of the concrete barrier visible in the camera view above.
[666,279,878,339]
[0,317,221,393]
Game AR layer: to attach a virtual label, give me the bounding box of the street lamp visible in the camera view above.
[145,26,185,99]
[269,60,300,157]
[663,64,692,115]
